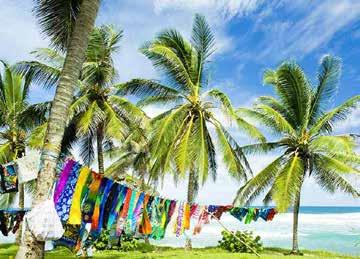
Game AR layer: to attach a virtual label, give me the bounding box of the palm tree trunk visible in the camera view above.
[291,175,305,255]
[16,1,100,258]
[15,184,25,245]
[97,125,105,174]
[185,168,195,250]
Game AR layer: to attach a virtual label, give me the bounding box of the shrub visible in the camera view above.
[93,231,139,252]
[218,230,263,253]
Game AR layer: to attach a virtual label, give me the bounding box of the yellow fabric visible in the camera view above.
[68,167,91,225]
[183,203,191,230]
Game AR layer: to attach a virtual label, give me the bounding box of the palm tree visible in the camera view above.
[0,61,48,243]
[118,14,264,248]
[17,26,145,174]
[105,123,152,187]
[234,55,360,254]
[68,26,145,174]
[17,0,101,258]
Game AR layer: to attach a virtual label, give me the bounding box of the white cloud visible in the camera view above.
[334,106,360,133]
[153,0,263,19]
[256,0,360,61]
[0,0,47,62]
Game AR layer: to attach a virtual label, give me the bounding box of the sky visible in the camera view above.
[0,0,359,206]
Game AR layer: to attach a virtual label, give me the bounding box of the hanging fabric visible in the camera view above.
[0,209,27,236]
[106,185,127,230]
[0,164,18,193]
[16,150,40,184]
[68,166,91,225]
[25,200,64,241]
[82,172,103,223]
[54,160,76,203]
[51,159,278,249]
[55,162,81,222]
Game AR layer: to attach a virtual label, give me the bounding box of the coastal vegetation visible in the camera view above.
[0,1,358,259]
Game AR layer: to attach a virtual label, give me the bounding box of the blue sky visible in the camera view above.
[0,0,359,206]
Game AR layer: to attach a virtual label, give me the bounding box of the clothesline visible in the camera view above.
[52,159,277,251]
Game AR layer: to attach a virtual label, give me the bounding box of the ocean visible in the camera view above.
[1,206,359,256]
[152,206,360,256]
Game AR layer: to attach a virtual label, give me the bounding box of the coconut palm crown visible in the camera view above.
[16,26,145,173]
[0,61,48,208]
[234,55,360,253]
[118,14,264,203]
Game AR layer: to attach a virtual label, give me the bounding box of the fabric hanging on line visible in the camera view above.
[52,159,278,250]
[106,185,127,230]
[0,164,18,194]
[102,183,121,230]
[0,209,27,236]
[138,194,152,235]
[53,160,76,203]
[82,172,103,223]
[55,162,81,222]
[124,190,140,235]
[68,167,91,225]
[116,187,132,236]
[16,150,41,184]
[93,179,114,235]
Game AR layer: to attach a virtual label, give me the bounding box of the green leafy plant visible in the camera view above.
[93,230,111,251]
[218,230,263,253]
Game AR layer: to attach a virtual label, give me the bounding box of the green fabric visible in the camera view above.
[245,208,255,224]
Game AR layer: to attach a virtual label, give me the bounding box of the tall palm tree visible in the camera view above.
[17,0,101,258]
[118,14,264,248]
[0,61,48,243]
[17,26,145,174]
[68,25,145,174]
[234,55,360,254]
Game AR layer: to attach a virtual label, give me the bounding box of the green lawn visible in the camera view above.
[0,244,357,259]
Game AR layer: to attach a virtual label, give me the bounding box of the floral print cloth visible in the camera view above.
[55,162,81,222]
[0,164,18,193]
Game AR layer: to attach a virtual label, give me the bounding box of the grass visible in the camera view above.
[0,243,358,259]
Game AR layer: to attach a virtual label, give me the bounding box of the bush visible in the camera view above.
[218,230,263,253]
[93,231,139,252]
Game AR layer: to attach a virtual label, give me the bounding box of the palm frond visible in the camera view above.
[309,55,341,124]
[34,0,81,51]
[264,62,312,129]
[234,155,285,206]
[28,123,47,149]
[141,40,194,91]
[309,95,360,136]
[14,60,61,89]
[241,141,284,155]
[310,135,356,154]
[316,154,360,174]
[116,79,181,99]
[137,95,183,107]
[272,153,304,212]
[191,13,215,63]
[314,157,360,197]
[78,132,95,166]
[214,124,250,180]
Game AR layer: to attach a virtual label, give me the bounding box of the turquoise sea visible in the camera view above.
[153,206,360,256]
[1,207,359,256]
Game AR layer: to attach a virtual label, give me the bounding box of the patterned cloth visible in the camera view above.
[16,150,40,184]
[55,162,81,222]
[0,164,18,193]
[0,209,26,236]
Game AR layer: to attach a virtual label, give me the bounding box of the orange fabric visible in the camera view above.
[139,206,152,234]
[120,188,132,218]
